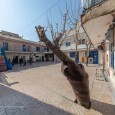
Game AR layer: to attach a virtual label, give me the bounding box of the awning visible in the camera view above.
[82,14,113,48]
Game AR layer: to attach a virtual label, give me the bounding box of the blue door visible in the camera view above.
[70,52,75,58]
[111,51,114,69]
[93,51,98,64]
[89,50,98,64]
[69,52,79,64]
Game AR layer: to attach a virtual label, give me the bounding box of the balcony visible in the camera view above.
[81,0,115,48]
[82,0,108,11]
[7,45,22,52]
[81,0,115,24]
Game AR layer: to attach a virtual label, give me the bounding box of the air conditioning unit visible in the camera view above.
[88,57,93,64]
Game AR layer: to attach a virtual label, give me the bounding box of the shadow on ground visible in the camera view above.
[0,84,72,115]
[91,99,115,115]
[0,82,115,115]
[7,62,59,73]
[0,73,20,86]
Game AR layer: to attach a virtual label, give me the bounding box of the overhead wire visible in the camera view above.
[21,0,79,40]
[18,0,62,34]
[19,0,95,49]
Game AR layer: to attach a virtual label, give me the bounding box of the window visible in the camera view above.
[22,45,26,52]
[47,48,49,52]
[3,42,8,51]
[83,0,103,10]
[44,47,47,51]
[27,46,31,52]
[36,47,40,52]
[66,42,71,47]
[44,47,49,52]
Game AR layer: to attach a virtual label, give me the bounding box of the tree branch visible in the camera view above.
[35,25,70,63]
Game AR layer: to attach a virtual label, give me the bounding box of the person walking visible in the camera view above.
[19,57,23,66]
[23,58,26,66]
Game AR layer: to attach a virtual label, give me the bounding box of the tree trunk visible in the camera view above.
[86,56,88,66]
[74,45,78,63]
[35,26,71,63]
[35,26,91,109]
[86,50,88,66]
[86,44,91,66]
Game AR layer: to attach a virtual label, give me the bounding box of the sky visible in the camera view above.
[0,0,82,42]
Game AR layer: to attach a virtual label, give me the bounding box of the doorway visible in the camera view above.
[15,56,18,64]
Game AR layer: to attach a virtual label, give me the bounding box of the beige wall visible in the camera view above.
[98,51,103,65]
[0,36,46,62]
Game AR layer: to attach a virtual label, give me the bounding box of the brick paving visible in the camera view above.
[0,62,115,115]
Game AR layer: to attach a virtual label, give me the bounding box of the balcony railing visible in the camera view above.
[0,43,46,53]
[82,0,107,11]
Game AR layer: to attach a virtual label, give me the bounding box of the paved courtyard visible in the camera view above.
[0,62,115,115]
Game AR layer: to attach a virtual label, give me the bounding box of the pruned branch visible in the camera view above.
[35,25,70,63]
[53,11,68,47]
[49,24,55,40]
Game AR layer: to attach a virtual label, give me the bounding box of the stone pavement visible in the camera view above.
[0,62,115,115]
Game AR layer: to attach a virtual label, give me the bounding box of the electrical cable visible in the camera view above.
[18,0,62,33]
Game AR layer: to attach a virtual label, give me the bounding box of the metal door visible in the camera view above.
[93,51,98,64]
[111,51,114,69]
[89,50,98,64]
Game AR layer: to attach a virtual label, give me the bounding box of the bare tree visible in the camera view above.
[74,36,80,63]
[66,1,82,64]
[48,11,68,48]
[65,0,93,66]
[81,39,92,66]
[35,26,91,109]
[34,0,92,109]
[47,11,72,62]
[86,42,91,66]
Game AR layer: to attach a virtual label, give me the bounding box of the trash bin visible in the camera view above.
[7,62,12,70]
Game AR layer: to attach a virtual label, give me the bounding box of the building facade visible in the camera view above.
[81,0,115,73]
[105,25,115,77]
[81,0,115,100]
[0,30,54,63]
[0,29,99,65]
[60,27,99,64]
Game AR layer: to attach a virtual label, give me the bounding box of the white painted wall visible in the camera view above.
[98,50,103,65]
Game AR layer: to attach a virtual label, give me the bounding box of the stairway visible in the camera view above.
[0,56,7,72]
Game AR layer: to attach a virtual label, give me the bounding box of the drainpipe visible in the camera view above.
[113,26,115,69]
[102,40,106,73]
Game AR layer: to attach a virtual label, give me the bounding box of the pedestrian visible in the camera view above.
[23,58,26,66]
[12,57,15,66]
[8,58,11,62]
[29,57,32,65]
[19,57,23,66]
